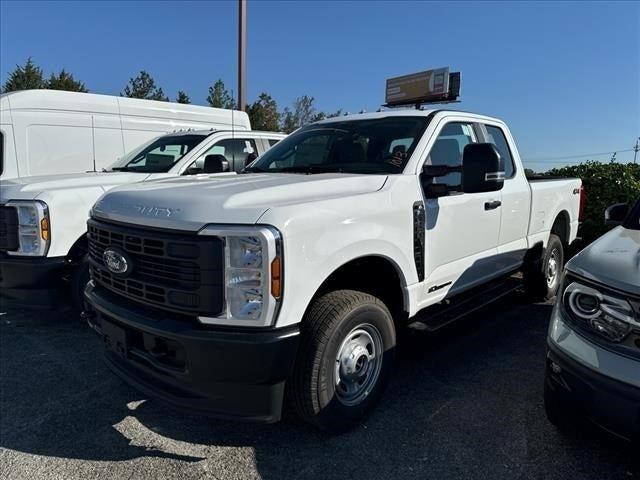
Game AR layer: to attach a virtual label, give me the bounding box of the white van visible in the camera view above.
[0,89,251,179]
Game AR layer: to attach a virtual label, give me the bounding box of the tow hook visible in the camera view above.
[80,309,97,327]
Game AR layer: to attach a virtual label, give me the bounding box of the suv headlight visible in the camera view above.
[5,200,50,257]
[563,280,638,342]
[198,225,282,327]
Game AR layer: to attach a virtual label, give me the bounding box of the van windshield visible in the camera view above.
[109,133,208,173]
[243,116,430,175]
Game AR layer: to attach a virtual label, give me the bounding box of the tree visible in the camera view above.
[280,95,320,133]
[2,57,45,92]
[310,108,343,123]
[46,69,88,92]
[176,90,191,104]
[207,79,235,109]
[247,93,280,131]
[121,71,168,101]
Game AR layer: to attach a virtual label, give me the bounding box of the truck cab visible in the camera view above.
[82,109,583,431]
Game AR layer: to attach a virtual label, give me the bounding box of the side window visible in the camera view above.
[484,125,515,178]
[199,138,258,172]
[426,122,476,188]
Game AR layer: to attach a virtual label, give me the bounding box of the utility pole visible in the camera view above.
[634,137,639,164]
[238,0,247,112]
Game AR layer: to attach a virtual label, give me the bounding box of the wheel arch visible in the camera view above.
[307,254,409,324]
[550,210,570,245]
[66,233,88,263]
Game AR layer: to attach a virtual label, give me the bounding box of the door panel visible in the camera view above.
[424,192,501,297]
[483,123,530,269]
[420,121,502,299]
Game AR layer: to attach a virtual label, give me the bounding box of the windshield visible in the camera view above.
[109,133,208,173]
[245,116,430,175]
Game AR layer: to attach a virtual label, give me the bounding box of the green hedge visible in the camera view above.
[546,161,640,244]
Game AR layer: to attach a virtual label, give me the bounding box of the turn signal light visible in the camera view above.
[271,256,282,299]
[40,218,50,241]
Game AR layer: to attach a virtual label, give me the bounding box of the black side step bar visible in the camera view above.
[407,275,521,332]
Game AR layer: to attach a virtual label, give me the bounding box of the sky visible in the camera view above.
[1,0,639,170]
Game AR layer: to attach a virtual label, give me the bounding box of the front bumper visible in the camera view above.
[84,282,300,423]
[0,254,67,307]
[547,307,640,441]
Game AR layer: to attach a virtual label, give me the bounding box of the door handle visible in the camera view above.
[484,200,502,210]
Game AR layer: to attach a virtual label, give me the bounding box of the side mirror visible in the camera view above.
[461,143,504,194]
[420,164,460,198]
[203,154,229,174]
[605,203,629,226]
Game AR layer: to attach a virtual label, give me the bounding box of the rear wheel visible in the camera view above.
[524,234,564,300]
[290,290,396,432]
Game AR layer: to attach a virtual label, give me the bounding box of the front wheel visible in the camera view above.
[290,290,396,432]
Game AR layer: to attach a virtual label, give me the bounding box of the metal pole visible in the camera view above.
[634,138,639,164]
[238,0,247,111]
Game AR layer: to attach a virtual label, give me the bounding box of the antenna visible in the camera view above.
[91,115,97,172]
[231,89,235,170]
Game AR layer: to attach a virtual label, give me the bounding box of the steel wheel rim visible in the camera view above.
[546,248,560,288]
[334,323,384,407]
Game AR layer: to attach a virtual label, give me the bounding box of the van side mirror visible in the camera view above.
[605,203,629,226]
[203,154,229,174]
[461,143,504,194]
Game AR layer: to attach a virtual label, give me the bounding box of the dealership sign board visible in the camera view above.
[385,67,458,106]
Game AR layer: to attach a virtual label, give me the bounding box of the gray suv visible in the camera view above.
[545,199,640,441]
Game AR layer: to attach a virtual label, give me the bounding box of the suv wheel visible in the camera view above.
[290,290,396,432]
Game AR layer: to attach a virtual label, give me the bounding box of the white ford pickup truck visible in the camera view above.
[0,129,285,311]
[82,109,583,431]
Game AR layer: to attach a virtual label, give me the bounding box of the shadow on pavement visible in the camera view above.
[0,296,636,479]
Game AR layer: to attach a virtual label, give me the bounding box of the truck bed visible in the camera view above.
[527,177,582,246]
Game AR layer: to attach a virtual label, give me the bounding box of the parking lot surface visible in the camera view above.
[0,295,637,480]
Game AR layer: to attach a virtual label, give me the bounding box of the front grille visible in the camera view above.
[0,206,19,251]
[88,218,224,317]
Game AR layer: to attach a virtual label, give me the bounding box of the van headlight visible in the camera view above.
[6,200,51,257]
[563,280,638,342]
[197,225,282,327]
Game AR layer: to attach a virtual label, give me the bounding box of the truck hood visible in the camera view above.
[92,173,388,230]
[0,171,150,200]
[567,226,640,296]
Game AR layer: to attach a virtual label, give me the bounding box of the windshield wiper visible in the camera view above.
[240,166,266,174]
[276,165,352,175]
[110,166,133,172]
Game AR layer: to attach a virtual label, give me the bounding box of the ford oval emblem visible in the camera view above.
[103,248,131,275]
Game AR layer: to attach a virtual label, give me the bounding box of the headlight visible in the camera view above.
[563,280,638,342]
[197,225,282,327]
[5,200,50,256]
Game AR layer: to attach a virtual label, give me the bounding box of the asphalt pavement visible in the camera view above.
[0,295,636,480]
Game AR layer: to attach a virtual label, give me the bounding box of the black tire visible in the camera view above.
[524,234,564,301]
[70,255,90,317]
[290,289,396,433]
